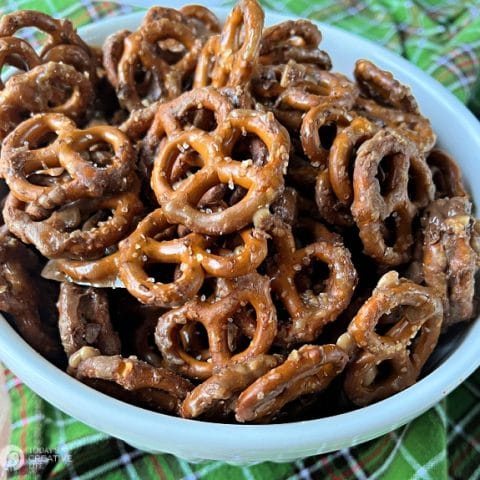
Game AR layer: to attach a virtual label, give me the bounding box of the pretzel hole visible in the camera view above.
[29,131,58,150]
[133,66,153,97]
[81,209,114,231]
[318,123,337,150]
[408,162,430,205]
[0,56,28,85]
[230,135,268,166]
[178,108,217,132]
[382,214,398,248]
[294,258,330,297]
[47,85,74,108]
[155,39,187,65]
[377,155,397,196]
[168,151,202,186]
[144,262,178,285]
[366,360,395,387]
[80,142,115,168]
[179,321,209,360]
[28,168,67,187]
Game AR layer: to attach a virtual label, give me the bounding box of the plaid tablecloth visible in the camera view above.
[1,0,480,478]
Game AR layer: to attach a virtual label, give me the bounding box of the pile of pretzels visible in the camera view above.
[0,0,479,423]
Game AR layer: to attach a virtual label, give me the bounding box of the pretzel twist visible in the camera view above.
[351,129,434,265]
[155,273,277,380]
[235,344,348,422]
[344,272,443,406]
[151,109,290,235]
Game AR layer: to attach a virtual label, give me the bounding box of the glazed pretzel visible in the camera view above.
[343,272,443,406]
[2,114,136,209]
[41,251,122,288]
[259,20,331,70]
[181,354,282,419]
[269,220,357,344]
[354,97,435,153]
[422,197,479,327]
[151,109,290,235]
[351,129,434,265]
[71,347,193,414]
[301,106,353,167]
[354,59,419,114]
[116,18,202,111]
[4,191,143,259]
[0,62,93,141]
[0,230,63,363]
[155,273,277,380]
[180,5,221,36]
[426,148,468,199]
[58,283,121,357]
[0,37,40,89]
[235,344,348,422]
[195,0,264,89]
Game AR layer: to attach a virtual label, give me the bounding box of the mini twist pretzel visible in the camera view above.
[0,62,93,141]
[426,148,468,199]
[2,114,136,209]
[119,208,205,308]
[354,97,435,153]
[0,37,40,89]
[180,354,282,419]
[179,5,221,36]
[270,220,357,344]
[343,271,443,406]
[351,129,434,266]
[422,197,479,327]
[235,344,348,422]
[301,106,353,167]
[259,20,331,70]
[71,347,193,414]
[208,0,264,88]
[155,273,277,380]
[116,18,202,111]
[354,59,419,114]
[151,109,290,235]
[4,191,143,260]
[58,282,121,357]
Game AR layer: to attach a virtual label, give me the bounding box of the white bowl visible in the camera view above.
[1,3,480,465]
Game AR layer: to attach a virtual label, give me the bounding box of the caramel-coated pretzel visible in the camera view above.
[155,273,277,380]
[0,62,93,141]
[351,129,434,265]
[422,197,479,327]
[181,354,282,419]
[72,347,193,414]
[2,114,136,209]
[151,109,290,235]
[344,271,443,406]
[0,37,40,89]
[4,191,143,259]
[269,220,357,344]
[58,282,121,357]
[235,344,348,422]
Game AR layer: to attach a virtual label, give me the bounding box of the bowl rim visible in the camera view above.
[1,6,480,458]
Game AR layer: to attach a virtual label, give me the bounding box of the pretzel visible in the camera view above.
[301,106,353,167]
[181,354,282,419]
[4,191,143,259]
[343,272,443,406]
[426,148,468,199]
[0,230,63,363]
[351,129,434,265]
[235,344,348,422]
[180,5,221,36]
[41,251,122,288]
[354,97,435,153]
[354,59,419,114]
[269,220,357,344]
[155,273,277,380]
[0,37,40,89]
[58,282,121,357]
[422,197,479,327]
[210,0,264,88]
[116,18,202,111]
[0,62,93,141]
[71,347,193,414]
[151,109,290,235]
[2,114,136,209]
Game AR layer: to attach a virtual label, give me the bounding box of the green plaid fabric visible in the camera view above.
[1,0,480,478]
